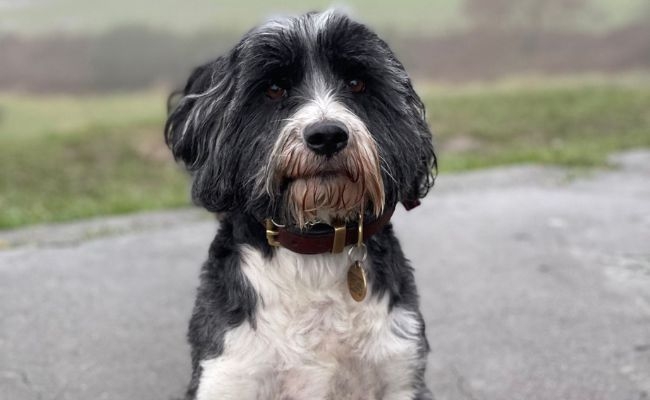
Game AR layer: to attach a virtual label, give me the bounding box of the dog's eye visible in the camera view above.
[347,79,365,93]
[266,82,287,100]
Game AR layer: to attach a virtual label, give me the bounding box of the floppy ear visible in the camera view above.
[404,85,437,206]
[164,53,241,213]
[370,35,437,207]
[164,55,235,170]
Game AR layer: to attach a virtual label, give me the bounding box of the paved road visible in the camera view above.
[1,151,649,400]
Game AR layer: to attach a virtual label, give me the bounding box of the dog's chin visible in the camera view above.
[282,171,375,227]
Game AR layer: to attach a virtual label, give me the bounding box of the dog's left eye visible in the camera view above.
[347,79,365,93]
[266,81,288,100]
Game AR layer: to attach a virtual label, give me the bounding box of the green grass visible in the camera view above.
[427,80,650,171]
[1,0,646,36]
[0,90,190,229]
[0,91,165,139]
[1,79,649,229]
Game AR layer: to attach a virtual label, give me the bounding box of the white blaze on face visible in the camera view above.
[264,77,384,227]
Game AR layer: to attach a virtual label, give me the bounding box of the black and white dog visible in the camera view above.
[165,10,436,400]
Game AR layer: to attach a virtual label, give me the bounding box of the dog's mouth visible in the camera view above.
[283,166,358,184]
[278,164,380,227]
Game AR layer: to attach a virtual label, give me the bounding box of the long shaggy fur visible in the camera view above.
[165,10,435,223]
[165,10,437,400]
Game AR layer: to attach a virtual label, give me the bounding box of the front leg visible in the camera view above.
[195,357,269,400]
[194,325,335,400]
[194,325,276,400]
[370,308,431,400]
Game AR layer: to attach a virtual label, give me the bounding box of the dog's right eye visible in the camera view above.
[266,82,287,100]
[347,78,366,93]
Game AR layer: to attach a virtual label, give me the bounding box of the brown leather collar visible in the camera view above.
[264,206,397,255]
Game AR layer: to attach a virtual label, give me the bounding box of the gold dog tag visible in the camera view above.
[347,261,367,302]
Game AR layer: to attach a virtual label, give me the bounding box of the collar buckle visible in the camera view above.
[331,220,347,253]
[265,219,282,247]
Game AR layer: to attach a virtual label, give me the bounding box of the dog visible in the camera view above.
[165,9,436,400]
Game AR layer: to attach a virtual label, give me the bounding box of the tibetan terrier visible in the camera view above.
[165,9,436,400]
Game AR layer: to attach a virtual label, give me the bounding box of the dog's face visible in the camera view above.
[166,10,435,227]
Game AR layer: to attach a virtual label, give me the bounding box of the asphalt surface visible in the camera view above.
[1,151,649,400]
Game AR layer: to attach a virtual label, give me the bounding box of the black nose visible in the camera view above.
[303,122,349,156]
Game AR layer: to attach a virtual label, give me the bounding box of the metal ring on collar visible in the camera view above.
[348,244,367,263]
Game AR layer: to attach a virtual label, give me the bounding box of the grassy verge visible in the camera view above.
[0,91,190,229]
[428,81,650,171]
[1,80,649,229]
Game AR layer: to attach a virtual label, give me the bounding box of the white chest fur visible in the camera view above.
[196,245,423,400]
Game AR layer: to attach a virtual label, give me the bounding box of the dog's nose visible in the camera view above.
[303,122,349,156]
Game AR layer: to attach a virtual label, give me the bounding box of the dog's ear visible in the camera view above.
[165,52,243,213]
[371,35,437,205]
[403,82,437,204]
[164,55,235,170]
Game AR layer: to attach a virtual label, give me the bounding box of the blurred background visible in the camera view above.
[1,2,650,400]
[0,0,649,228]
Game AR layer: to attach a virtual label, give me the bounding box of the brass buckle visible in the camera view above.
[265,219,281,247]
[331,219,346,253]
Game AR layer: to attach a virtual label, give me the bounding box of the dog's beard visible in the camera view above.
[284,166,381,228]
[267,130,384,228]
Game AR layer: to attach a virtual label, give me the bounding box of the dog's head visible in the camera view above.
[165,10,436,227]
